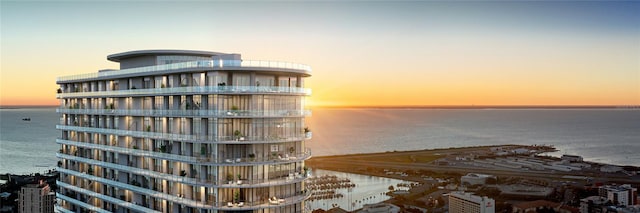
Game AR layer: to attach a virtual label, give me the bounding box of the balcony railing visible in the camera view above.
[57,151,310,188]
[54,206,75,213]
[56,182,160,213]
[57,125,306,144]
[57,59,311,82]
[57,108,311,118]
[58,168,214,209]
[217,190,311,211]
[57,139,311,166]
[56,86,311,98]
[57,168,310,210]
[55,193,112,213]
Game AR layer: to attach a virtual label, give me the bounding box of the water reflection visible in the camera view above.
[307,169,412,211]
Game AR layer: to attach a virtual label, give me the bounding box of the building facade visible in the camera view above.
[19,183,55,213]
[55,50,313,213]
[598,184,638,207]
[513,200,578,213]
[580,196,608,213]
[448,192,495,213]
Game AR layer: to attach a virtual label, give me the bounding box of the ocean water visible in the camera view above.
[0,108,59,174]
[305,108,640,166]
[1,107,639,175]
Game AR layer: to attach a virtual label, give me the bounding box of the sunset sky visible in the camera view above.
[1,1,639,106]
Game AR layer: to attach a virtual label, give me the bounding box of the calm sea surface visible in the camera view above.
[305,108,640,166]
[1,107,639,174]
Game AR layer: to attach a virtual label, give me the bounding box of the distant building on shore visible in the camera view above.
[598,184,638,206]
[600,165,624,173]
[579,195,640,213]
[461,173,496,186]
[513,200,579,213]
[580,196,608,213]
[19,181,55,213]
[357,203,400,213]
[561,154,583,162]
[448,191,495,213]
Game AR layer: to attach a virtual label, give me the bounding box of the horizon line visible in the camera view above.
[311,105,640,109]
[2,104,639,109]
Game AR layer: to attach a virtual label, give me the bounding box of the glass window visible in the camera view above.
[232,74,250,86]
[157,55,210,65]
[255,75,275,87]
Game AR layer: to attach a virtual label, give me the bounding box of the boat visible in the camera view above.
[22,117,31,121]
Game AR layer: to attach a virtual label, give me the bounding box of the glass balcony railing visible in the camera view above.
[58,167,214,209]
[54,206,74,213]
[57,108,311,118]
[56,125,307,144]
[217,189,311,211]
[58,152,308,190]
[57,59,312,82]
[54,206,75,213]
[55,193,112,213]
[57,139,311,167]
[56,86,311,98]
[56,182,160,213]
[57,168,310,210]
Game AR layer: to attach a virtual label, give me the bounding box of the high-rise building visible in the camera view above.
[448,191,495,213]
[19,181,55,213]
[55,50,313,213]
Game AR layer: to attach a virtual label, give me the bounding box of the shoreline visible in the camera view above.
[306,144,640,211]
[310,144,539,158]
[306,144,640,184]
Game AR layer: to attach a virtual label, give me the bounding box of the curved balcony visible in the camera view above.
[57,151,309,188]
[55,193,112,213]
[57,108,311,118]
[57,139,311,166]
[58,167,212,209]
[217,190,311,211]
[56,182,160,213]
[57,59,312,83]
[57,86,310,99]
[57,168,310,210]
[54,206,74,213]
[56,125,306,144]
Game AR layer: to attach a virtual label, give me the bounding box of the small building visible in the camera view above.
[561,154,583,162]
[461,173,496,186]
[494,151,510,156]
[357,203,400,213]
[325,207,350,213]
[0,192,14,213]
[18,181,55,213]
[497,184,554,198]
[448,191,495,213]
[511,148,531,155]
[489,147,503,152]
[600,165,623,173]
[580,196,608,213]
[598,184,638,206]
[513,200,579,213]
